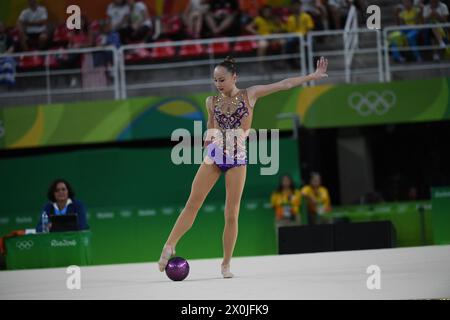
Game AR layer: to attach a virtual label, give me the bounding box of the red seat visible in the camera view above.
[19,53,44,69]
[150,41,176,59]
[179,43,205,58]
[47,47,70,68]
[269,41,282,51]
[125,47,153,63]
[46,54,60,68]
[233,40,258,54]
[207,39,231,55]
[53,24,70,45]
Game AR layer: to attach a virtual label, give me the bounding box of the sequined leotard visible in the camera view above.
[206,89,254,172]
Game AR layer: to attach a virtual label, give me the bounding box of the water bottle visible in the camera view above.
[41,211,49,233]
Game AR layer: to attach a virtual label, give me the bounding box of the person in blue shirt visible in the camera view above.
[36,179,89,232]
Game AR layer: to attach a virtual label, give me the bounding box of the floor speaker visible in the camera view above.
[334,221,396,251]
[278,224,334,254]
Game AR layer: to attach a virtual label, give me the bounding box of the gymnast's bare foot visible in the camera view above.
[158,244,175,272]
[221,264,234,278]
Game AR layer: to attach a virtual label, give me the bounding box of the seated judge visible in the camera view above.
[36,179,89,232]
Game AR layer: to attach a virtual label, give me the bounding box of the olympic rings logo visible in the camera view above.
[348,91,396,116]
[16,240,34,250]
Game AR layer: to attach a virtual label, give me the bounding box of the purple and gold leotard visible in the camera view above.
[206,89,254,172]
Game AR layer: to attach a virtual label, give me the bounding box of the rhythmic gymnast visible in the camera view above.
[159,56,328,278]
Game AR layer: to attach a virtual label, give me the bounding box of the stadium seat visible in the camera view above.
[179,42,206,58]
[269,41,282,52]
[53,24,70,46]
[207,39,231,56]
[18,53,44,69]
[150,41,176,59]
[45,47,70,69]
[125,47,153,63]
[46,54,60,69]
[233,40,258,54]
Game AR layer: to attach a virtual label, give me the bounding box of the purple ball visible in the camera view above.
[165,257,190,281]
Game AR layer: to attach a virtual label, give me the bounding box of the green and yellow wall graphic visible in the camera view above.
[1,77,450,150]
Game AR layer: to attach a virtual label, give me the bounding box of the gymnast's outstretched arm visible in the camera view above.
[247,56,328,106]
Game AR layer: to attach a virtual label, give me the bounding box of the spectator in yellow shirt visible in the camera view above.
[245,5,285,66]
[301,172,331,225]
[389,0,423,63]
[271,174,302,228]
[239,0,268,32]
[285,2,315,67]
[286,2,315,36]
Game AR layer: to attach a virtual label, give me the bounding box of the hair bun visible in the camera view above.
[217,56,237,74]
[224,56,235,64]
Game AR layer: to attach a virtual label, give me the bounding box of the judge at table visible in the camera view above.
[36,179,89,232]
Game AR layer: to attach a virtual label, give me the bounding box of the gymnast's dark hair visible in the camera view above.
[217,56,237,75]
[47,179,75,202]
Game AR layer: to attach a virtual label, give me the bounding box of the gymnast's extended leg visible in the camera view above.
[158,161,221,271]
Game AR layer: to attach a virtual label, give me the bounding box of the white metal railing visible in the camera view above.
[383,22,450,82]
[2,21,450,107]
[306,28,383,85]
[344,5,359,83]
[0,46,119,105]
[118,33,307,99]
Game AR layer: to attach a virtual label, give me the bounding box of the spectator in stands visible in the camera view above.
[285,1,315,63]
[79,20,108,89]
[36,179,89,232]
[301,172,331,225]
[239,0,267,32]
[88,20,102,46]
[0,22,14,55]
[240,0,267,17]
[0,21,16,86]
[297,0,328,30]
[245,5,285,64]
[271,174,302,230]
[399,0,424,25]
[107,0,131,43]
[423,0,449,60]
[394,0,424,25]
[424,0,449,25]
[127,0,153,43]
[183,0,210,39]
[286,2,315,36]
[394,0,423,62]
[205,0,240,37]
[328,0,366,30]
[94,19,121,80]
[17,0,48,51]
[64,16,90,87]
[328,0,351,29]
[67,16,91,51]
[97,19,122,49]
